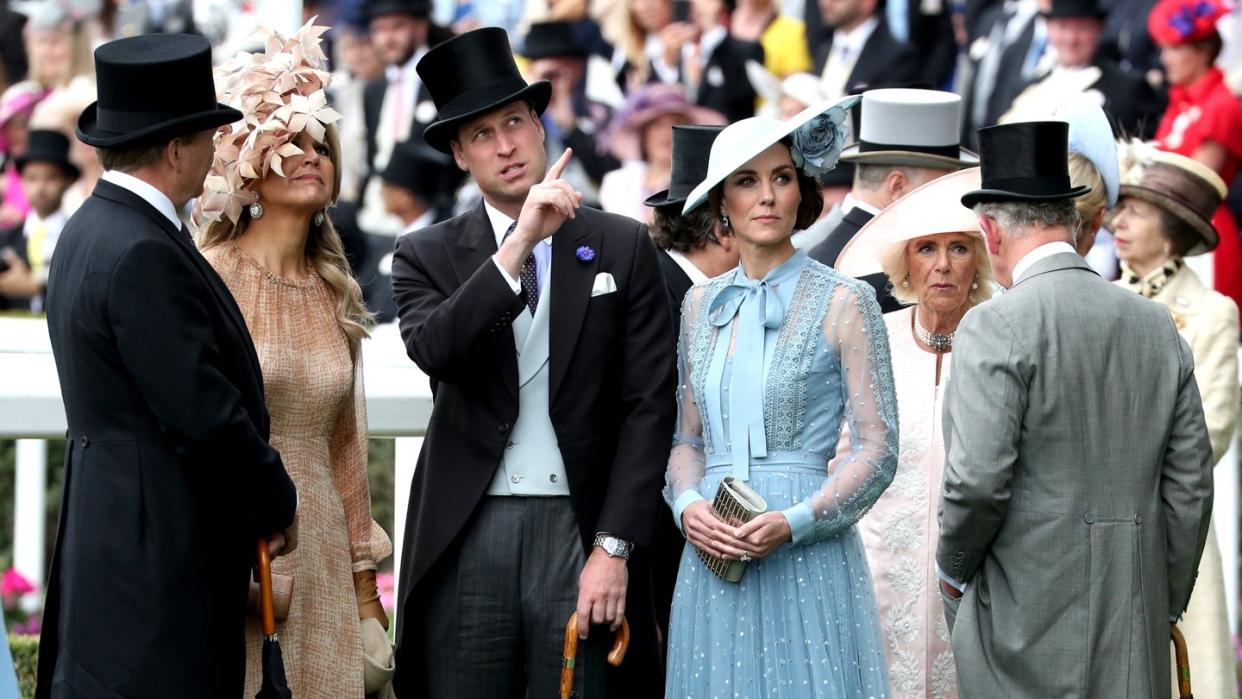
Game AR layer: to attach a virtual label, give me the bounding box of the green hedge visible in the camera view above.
[9,634,36,698]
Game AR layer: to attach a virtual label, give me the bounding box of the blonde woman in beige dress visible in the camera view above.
[195,22,392,698]
[836,168,993,699]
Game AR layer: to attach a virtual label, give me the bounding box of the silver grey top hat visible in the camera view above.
[839,88,977,169]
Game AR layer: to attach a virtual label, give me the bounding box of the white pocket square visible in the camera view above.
[591,272,618,297]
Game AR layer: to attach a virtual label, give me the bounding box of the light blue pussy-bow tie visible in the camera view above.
[709,279,787,480]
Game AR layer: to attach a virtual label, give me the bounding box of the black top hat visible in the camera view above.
[1043,0,1107,19]
[77,34,241,150]
[645,125,725,209]
[381,141,460,201]
[16,129,80,180]
[418,27,552,154]
[960,122,1091,208]
[364,0,432,21]
[522,22,586,60]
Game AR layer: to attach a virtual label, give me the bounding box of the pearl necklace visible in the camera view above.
[914,308,953,353]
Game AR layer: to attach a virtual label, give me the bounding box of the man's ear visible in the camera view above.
[886,168,910,200]
[449,139,468,172]
[978,214,1001,256]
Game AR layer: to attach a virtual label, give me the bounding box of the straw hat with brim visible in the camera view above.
[603,84,724,162]
[683,95,862,215]
[418,27,551,154]
[1120,150,1226,256]
[77,34,242,149]
[837,168,983,278]
[961,121,1090,207]
[839,88,977,169]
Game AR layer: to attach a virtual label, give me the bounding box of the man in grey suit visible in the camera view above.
[936,121,1214,698]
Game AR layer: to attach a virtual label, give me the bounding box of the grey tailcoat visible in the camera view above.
[936,253,1214,698]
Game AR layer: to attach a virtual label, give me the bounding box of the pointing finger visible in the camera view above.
[543,147,574,183]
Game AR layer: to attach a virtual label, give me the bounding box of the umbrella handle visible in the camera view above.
[256,538,276,637]
[1171,622,1193,699]
[560,614,632,699]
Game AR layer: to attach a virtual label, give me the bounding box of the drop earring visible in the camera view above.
[249,202,264,219]
[971,277,979,290]
[901,278,910,288]
[720,209,730,228]
[312,210,325,227]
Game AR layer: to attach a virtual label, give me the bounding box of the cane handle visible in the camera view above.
[257,539,276,637]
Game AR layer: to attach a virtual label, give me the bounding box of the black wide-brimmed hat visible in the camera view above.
[645,125,725,209]
[522,21,586,60]
[77,34,241,149]
[363,0,432,21]
[418,27,551,154]
[17,129,80,180]
[1043,0,1107,19]
[961,121,1091,207]
[381,140,461,201]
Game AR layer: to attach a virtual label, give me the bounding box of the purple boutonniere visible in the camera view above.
[576,245,595,263]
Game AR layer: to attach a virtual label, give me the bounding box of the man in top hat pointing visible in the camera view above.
[390,27,675,697]
[936,121,1213,697]
[36,34,297,698]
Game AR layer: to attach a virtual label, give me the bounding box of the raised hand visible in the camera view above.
[512,148,583,244]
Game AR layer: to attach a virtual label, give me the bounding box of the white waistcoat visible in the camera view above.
[486,264,571,496]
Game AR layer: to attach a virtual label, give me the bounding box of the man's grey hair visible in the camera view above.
[972,199,1081,238]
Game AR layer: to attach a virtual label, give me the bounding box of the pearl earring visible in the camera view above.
[720,209,730,228]
[901,279,910,288]
[248,202,264,219]
[971,279,979,290]
[312,210,325,227]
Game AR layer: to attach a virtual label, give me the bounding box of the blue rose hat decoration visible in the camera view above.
[682,95,861,215]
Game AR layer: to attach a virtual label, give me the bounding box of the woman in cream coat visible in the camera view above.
[1112,144,1239,699]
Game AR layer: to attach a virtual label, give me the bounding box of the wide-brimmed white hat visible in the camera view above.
[683,95,861,215]
[838,88,977,169]
[836,167,983,277]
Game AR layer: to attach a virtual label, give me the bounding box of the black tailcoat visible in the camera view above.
[808,206,904,312]
[390,203,677,696]
[35,180,296,698]
[811,18,922,94]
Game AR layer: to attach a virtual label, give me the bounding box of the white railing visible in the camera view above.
[0,317,427,605]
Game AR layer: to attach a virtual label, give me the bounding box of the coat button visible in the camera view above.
[549,474,558,483]
[1084,513,1095,524]
[80,436,89,448]
[505,440,514,449]
[1135,514,1142,524]
[510,474,522,484]
[498,422,511,433]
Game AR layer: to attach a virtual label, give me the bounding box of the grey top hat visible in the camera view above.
[839,88,977,169]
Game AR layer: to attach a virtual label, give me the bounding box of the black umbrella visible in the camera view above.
[255,539,293,699]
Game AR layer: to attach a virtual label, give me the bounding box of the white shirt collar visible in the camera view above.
[1012,240,1077,283]
[385,46,427,84]
[841,192,881,217]
[484,199,551,250]
[835,15,881,58]
[101,170,182,230]
[402,209,436,236]
[665,248,709,284]
[23,209,66,237]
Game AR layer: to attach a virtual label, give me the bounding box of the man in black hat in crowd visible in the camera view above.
[390,27,674,698]
[360,140,460,322]
[1002,0,1163,138]
[937,121,1212,696]
[809,88,976,311]
[35,34,297,698]
[0,129,78,312]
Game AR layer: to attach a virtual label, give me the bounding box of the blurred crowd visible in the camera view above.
[1,0,1241,320]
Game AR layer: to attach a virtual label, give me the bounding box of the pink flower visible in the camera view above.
[2,568,34,599]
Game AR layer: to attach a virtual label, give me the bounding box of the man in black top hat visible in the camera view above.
[390,27,675,698]
[0,130,78,312]
[937,121,1212,696]
[35,34,297,699]
[1003,0,1164,138]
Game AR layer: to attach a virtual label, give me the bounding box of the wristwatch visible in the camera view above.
[593,533,633,560]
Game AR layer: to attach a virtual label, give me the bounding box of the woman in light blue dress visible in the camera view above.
[664,100,897,697]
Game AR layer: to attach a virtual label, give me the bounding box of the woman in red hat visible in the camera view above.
[1148,0,1242,322]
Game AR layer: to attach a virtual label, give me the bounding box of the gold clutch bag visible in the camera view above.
[696,477,768,583]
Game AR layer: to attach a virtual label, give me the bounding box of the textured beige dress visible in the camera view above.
[204,242,392,698]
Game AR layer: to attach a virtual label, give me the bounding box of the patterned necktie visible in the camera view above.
[503,223,540,315]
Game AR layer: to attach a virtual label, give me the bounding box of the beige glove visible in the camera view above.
[360,616,395,694]
[354,569,389,630]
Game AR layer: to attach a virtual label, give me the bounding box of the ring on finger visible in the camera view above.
[739,552,753,563]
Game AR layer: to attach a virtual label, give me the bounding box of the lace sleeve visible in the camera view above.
[664,285,709,532]
[783,281,898,545]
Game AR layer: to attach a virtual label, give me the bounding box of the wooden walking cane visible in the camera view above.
[1171,622,1193,699]
[255,539,293,698]
[560,614,631,699]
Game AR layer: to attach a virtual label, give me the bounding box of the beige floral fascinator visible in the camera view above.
[195,17,342,226]
[1116,138,1160,188]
